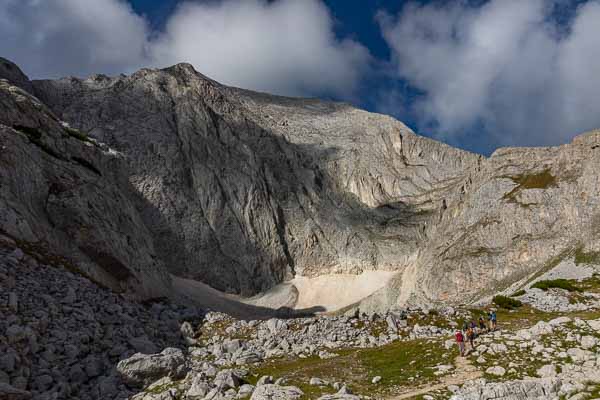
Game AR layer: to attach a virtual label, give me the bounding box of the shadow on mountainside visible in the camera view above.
[170,275,326,320]
[30,66,437,308]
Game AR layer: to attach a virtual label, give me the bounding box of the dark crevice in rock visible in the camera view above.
[12,124,65,161]
[71,156,102,176]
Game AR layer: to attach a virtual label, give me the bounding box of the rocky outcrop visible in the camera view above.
[409,131,600,306]
[450,378,562,400]
[0,58,33,94]
[0,62,170,299]
[250,384,304,400]
[116,348,187,387]
[2,57,600,307]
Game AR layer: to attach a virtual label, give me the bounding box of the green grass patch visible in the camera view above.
[493,295,522,310]
[509,169,557,190]
[247,339,451,398]
[246,353,350,399]
[574,247,600,266]
[587,384,600,398]
[531,279,582,292]
[511,289,526,297]
[502,169,557,205]
[359,339,449,387]
[578,274,600,293]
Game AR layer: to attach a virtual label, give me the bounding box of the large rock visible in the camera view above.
[213,369,241,390]
[536,364,557,378]
[450,378,562,400]
[250,384,303,400]
[318,386,361,400]
[116,348,187,387]
[0,383,32,400]
[580,335,597,350]
[186,374,209,399]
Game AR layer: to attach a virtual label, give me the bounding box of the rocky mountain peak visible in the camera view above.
[0,57,33,94]
[1,57,600,314]
[572,128,600,146]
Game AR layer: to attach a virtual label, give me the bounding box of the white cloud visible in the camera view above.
[378,0,600,148]
[0,0,149,78]
[149,0,370,97]
[0,0,370,98]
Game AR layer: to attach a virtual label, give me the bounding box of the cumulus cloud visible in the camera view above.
[149,0,370,97]
[0,0,370,98]
[378,0,600,148]
[0,0,149,78]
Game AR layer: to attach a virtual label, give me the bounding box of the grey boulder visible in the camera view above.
[116,348,187,387]
[250,384,303,400]
[0,383,32,400]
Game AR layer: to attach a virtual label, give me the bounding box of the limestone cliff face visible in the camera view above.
[0,58,170,299]
[410,132,600,305]
[30,63,480,296]
[2,58,599,306]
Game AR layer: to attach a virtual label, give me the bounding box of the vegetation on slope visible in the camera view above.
[531,279,582,292]
[63,125,90,142]
[492,295,522,310]
[246,340,450,398]
[502,169,557,205]
[574,247,600,265]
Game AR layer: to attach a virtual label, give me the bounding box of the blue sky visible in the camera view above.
[1,0,599,155]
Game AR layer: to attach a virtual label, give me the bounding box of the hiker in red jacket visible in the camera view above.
[455,330,465,356]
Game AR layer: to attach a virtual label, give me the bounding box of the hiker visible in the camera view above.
[455,329,465,356]
[478,316,486,333]
[466,325,475,351]
[469,320,477,335]
[487,311,493,331]
[491,310,497,331]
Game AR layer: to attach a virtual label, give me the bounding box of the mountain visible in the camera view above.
[1,57,599,311]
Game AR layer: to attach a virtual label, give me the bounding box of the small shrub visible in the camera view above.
[531,279,582,292]
[510,289,526,297]
[64,126,89,142]
[493,295,522,310]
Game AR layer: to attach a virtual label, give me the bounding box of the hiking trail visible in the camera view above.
[388,354,483,399]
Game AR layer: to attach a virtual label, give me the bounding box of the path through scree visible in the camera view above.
[388,355,482,399]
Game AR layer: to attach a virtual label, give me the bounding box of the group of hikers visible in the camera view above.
[454,310,497,356]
